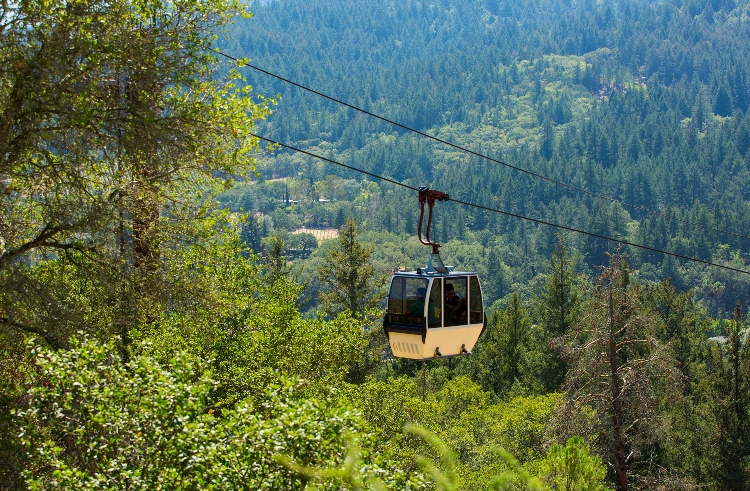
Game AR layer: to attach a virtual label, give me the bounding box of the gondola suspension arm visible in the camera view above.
[417,187,449,273]
[417,187,449,254]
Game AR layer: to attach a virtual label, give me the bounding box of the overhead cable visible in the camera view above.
[252,134,750,276]
[214,48,750,245]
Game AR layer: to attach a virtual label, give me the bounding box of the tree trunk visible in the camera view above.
[609,285,628,491]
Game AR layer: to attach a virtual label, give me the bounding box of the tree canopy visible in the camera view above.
[4,0,750,489]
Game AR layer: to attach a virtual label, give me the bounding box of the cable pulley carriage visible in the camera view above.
[383,187,486,360]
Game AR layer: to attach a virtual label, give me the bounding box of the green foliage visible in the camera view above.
[315,219,387,382]
[15,337,396,490]
[488,448,547,491]
[706,302,750,489]
[239,213,263,252]
[637,280,718,486]
[348,374,564,490]
[463,293,533,397]
[530,234,585,392]
[406,424,460,491]
[222,0,750,318]
[278,423,602,491]
[318,219,386,318]
[277,440,428,491]
[293,232,319,252]
[1,0,273,349]
[0,332,29,488]
[641,280,712,388]
[539,437,607,491]
[262,232,293,284]
[7,0,750,489]
[405,425,605,491]
[88,212,370,405]
[281,422,589,491]
[227,283,369,401]
[19,337,219,489]
[536,235,583,339]
[150,275,368,406]
[347,376,431,466]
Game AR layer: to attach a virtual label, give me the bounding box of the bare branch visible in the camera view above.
[0,316,65,350]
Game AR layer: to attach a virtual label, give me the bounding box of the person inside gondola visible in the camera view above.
[445,283,467,325]
[409,287,436,325]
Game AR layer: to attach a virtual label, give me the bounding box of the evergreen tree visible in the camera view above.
[710,301,750,490]
[317,219,385,318]
[316,219,387,383]
[240,214,265,253]
[714,85,734,117]
[262,232,291,285]
[469,292,532,397]
[540,118,555,161]
[642,280,710,387]
[533,234,583,392]
[540,437,607,491]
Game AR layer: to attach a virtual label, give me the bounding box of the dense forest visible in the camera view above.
[2,0,750,489]
[222,0,750,315]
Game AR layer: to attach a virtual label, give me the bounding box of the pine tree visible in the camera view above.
[469,292,532,397]
[714,85,733,117]
[317,219,385,318]
[316,219,387,383]
[710,301,750,490]
[262,233,290,285]
[540,118,555,161]
[534,234,583,392]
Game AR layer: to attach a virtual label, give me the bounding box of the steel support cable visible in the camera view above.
[253,134,419,192]
[215,48,750,245]
[253,133,750,276]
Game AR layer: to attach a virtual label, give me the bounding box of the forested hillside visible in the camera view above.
[3,0,750,489]
[221,0,750,314]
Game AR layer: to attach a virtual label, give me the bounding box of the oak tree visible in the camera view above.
[0,0,272,347]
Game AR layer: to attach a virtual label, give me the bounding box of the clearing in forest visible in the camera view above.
[292,227,339,241]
